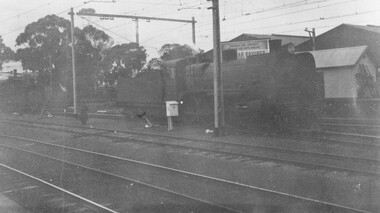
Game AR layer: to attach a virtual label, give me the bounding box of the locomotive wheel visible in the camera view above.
[180,95,213,124]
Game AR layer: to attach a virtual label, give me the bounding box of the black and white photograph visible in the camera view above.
[0,0,379,212]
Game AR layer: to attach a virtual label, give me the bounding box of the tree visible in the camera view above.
[16,15,71,73]
[158,43,197,61]
[72,25,113,97]
[100,42,147,85]
[77,8,96,14]
[15,15,113,98]
[0,36,16,70]
[145,57,164,71]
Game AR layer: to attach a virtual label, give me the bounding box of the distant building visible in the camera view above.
[308,46,377,99]
[203,33,310,61]
[1,60,23,73]
[296,24,380,85]
[229,33,310,46]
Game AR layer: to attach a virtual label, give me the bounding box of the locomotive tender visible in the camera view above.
[117,43,319,128]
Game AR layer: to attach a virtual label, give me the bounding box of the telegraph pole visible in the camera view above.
[210,0,224,137]
[312,28,316,51]
[192,17,196,44]
[305,28,316,51]
[135,18,139,45]
[69,8,77,114]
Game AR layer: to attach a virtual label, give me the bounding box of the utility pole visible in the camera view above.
[135,18,139,45]
[76,12,197,45]
[209,0,224,137]
[69,8,77,114]
[192,17,196,44]
[305,28,316,51]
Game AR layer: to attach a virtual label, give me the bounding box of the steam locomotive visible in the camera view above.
[117,43,320,129]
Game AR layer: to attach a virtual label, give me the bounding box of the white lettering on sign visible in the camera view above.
[221,39,270,60]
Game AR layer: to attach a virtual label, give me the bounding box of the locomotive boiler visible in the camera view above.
[117,44,319,129]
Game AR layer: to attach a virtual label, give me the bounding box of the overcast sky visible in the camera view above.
[1,0,380,58]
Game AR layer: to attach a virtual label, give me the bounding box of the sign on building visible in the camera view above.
[221,39,270,60]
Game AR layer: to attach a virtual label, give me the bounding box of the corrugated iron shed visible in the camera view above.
[232,33,310,46]
[307,46,368,69]
[296,24,380,67]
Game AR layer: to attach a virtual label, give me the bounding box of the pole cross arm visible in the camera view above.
[76,12,196,24]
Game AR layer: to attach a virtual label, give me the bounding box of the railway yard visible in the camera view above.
[1,0,380,212]
[0,112,379,213]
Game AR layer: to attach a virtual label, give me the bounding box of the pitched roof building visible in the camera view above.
[229,33,310,46]
[203,33,310,61]
[296,24,380,67]
[307,46,378,99]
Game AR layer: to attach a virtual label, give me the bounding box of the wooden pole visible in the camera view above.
[211,0,224,137]
[192,17,196,44]
[135,18,139,45]
[69,8,77,114]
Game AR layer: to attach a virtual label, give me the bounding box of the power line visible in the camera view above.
[0,0,61,24]
[223,0,343,20]
[196,0,359,31]
[277,16,380,35]
[140,23,189,44]
[80,16,134,43]
[219,8,380,39]
[0,2,87,38]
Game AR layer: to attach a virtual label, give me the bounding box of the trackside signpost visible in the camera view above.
[166,101,179,131]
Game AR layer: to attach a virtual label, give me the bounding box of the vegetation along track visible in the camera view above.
[0,131,373,213]
[3,118,380,177]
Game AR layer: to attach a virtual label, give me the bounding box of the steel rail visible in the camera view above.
[5,119,380,158]
[6,118,380,148]
[3,120,380,176]
[0,137,242,213]
[0,133,373,213]
[0,163,118,213]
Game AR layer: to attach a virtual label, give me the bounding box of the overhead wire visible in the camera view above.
[194,0,371,42]
[219,8,380,39]
[0,0,61,24]
[140,22,190,44]
[277,16,380,35]
[80,16,134,43]
[1,0,378,52]
[0,2,88,38]
[196,0,359,31]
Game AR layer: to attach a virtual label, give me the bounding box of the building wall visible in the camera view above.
[323,67,357,98]
[322,54,377,99]
[361,53,377,79]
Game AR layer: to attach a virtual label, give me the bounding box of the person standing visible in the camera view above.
[79,103,88,125]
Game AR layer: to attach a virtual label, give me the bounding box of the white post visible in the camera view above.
[168,117,173,131]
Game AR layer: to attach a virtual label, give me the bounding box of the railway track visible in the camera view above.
[318,117,380,138]
[0,163,116,213]
[4,118,380,177]
[0,132,372,213]
[0,135,236,213]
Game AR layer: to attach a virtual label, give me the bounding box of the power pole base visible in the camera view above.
[213,127,224,137]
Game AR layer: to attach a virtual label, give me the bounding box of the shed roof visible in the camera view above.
[306,45,368,69]
[346,24,380,34]
[231,33,310,46]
